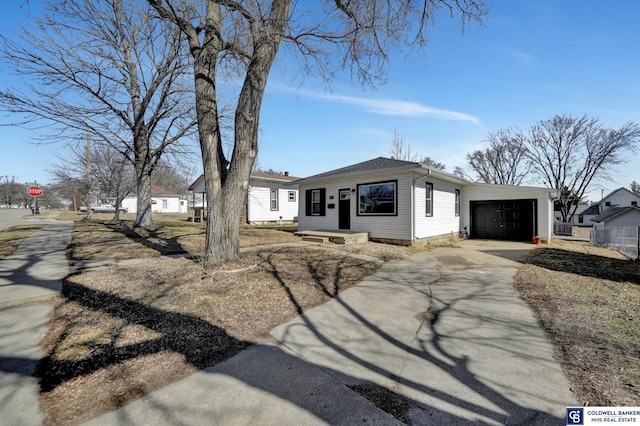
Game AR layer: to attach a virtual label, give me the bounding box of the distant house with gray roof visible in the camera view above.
[573,187,640,228]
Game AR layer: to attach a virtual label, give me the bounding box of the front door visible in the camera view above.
[339,188,351,230]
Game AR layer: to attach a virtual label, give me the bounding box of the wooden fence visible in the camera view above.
[554,221,573,236]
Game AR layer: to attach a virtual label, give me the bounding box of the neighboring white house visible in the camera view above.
[591,206,640,231]
[293,157,556,245]
[188,171,300,224]
[571,188,640,227]
[570,204,599,227]
[121,185,187,214]
[597,187,640,212]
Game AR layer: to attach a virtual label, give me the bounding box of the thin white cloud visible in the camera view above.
[506,47,535,66]
[271,84,482,125]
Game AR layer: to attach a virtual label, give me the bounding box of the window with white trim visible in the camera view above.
[425,182,433,217]
[311,190,321,215]
[270,189,278,211]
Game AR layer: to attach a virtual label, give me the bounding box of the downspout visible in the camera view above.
[411,169,432,244]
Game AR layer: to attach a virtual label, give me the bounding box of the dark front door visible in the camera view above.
[471,200,536,241]
[339,188,351,230]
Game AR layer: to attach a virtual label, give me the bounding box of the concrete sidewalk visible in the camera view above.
[88,241,577,425]
[0,220,73,425]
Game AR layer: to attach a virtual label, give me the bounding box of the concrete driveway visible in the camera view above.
[271,239,576,424]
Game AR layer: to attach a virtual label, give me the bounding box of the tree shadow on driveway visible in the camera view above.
[269,249,570,424]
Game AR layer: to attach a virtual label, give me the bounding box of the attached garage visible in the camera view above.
[471,199,537,241]
[461,183,555,243]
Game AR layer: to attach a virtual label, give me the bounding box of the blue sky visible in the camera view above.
[2,1,639,202]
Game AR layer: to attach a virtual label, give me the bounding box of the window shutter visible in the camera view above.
[305,189,312,216]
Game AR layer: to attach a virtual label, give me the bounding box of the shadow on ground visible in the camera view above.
[24,245,568,424]
[526,248,640,284]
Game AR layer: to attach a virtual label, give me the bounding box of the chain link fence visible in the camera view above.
[590,227,640,260]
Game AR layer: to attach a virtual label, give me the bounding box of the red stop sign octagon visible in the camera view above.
[27,186,43,197]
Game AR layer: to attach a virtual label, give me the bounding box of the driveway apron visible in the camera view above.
[271,243,577,424]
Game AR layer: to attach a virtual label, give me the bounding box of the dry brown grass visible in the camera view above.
[0,224,44,260]
[514,239,640,406]
[39,215,420,424]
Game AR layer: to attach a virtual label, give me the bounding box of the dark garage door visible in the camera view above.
[471,200,537,241]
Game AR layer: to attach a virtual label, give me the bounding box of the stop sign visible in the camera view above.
[27,186,43,197]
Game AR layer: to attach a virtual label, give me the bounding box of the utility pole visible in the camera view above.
[86,122,92,219]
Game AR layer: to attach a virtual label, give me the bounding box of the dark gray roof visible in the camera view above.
[293,157,421,184]
[580,204,600,215]
[591,206,640,223]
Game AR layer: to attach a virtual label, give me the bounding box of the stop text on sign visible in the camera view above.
[27,186,43,197]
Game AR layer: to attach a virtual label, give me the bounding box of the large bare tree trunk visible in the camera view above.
[133,136,154,229]
[134,171,153,228]
[147,0,486,267]
[197,0,290,266]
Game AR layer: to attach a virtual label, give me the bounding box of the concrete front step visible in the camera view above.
[296,230,369,245]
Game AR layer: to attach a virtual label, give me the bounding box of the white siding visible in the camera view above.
[602,210,640,229]
[298,173,422,241]
[298,167,554,243]
[247,185,298,222]
[601,189,640,212]
[461,184,554,242]
[152,196,182,213]
[121,198,136,213]
[121,196,184,213]
[414,178,461,239]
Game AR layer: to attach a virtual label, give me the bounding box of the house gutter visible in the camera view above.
[411,169,432,244]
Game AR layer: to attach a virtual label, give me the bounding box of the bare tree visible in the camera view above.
[389,129,446,170]
[148,0,486,266]
[0,176,23,207]
[92,146,136,220]
[46,172,85,212]
[151,161,196,195]
[630,181,640,197]
[527,114,640,222]
[49,143,135,219]
[0,0,197,228]
[464,128,531,185]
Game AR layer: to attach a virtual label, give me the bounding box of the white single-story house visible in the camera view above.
[571,204,599,227]
[293,157,556,245]
[121,185,187,214]
[591,206,640,231]
[188,171,299,224]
